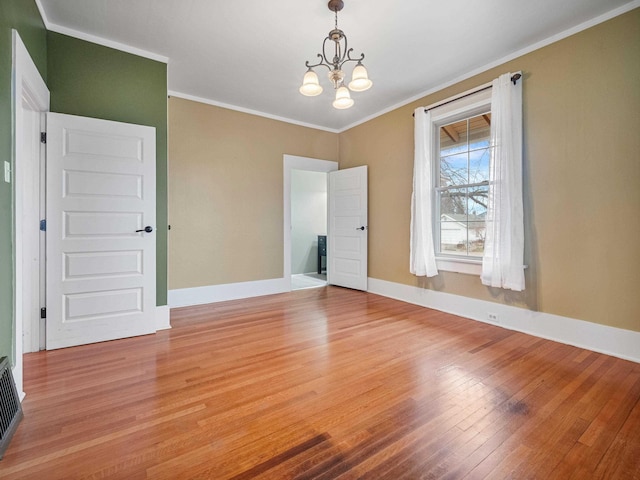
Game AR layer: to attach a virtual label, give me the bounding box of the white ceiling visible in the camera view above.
[37,0,637,132]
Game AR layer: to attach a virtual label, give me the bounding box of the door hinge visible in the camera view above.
[40,132,46,143]
[40,307,46,319]
[40,219,46,231]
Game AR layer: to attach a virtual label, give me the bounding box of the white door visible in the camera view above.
[328,166,368,291]
[46,113,156,350]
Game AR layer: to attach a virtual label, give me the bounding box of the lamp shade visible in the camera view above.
[332,86,354,109]
[348,63,372,92]
[299,69,323,96]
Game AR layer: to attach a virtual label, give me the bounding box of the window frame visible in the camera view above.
[429,88,492,275]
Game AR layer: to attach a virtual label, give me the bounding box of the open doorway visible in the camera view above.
[283,155,338,292]
[291,169,327,290]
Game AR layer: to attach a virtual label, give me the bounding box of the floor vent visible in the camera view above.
[0,356,23,460]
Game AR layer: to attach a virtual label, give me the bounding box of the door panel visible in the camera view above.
[64,251,142,279]
[328,166,368,291]
[46,113,156,350]
[64,170,143,198]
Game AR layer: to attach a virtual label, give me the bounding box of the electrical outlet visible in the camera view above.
[3,161,10,183]
[488,313,499,323]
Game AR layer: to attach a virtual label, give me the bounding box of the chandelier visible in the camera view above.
[299,0,372,109]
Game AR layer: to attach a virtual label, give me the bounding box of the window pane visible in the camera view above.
[467,221,486,257]
[440,153,468,186]
[439,119,468,156]
[469,148,490,184]
[439,188,467,217]
[440,142,467,157]
[435,111,491,259]
[467,185,488,218]
[440,216,467,254]
[468,113,491,148]
[440,187,469,255]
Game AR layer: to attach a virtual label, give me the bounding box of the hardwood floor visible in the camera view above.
[2,286,639,479]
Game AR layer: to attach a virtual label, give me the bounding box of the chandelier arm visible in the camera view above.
[339,49,365,69]
[305,54,333,71]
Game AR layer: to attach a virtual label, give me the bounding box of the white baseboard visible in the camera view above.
[155,305,171,330]
[11,365,26,402]
[169,278,289,308]
[368,278,640,363]
[166,276,639,363]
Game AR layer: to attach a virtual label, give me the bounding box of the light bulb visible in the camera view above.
[332,86,354,109]
[299,69,323,96]
[348,63,372,92]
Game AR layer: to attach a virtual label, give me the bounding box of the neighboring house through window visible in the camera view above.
[437,112,491,258]
[431,87,492,274]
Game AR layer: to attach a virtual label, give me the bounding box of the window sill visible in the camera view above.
[436,257,482,275]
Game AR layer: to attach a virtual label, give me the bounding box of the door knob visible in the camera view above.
[356,226,367,231]
[136,226,153,233]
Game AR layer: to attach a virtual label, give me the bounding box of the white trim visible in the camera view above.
[435,258,482,276]
[168,278,289,308]
[12,30,50,400]
[429,84,493,120]
[48,24,169,63]
[339,1,640,132]
[155,305,171,330]
[34,0,638,133]
[283,155,339,291]
[430,87,492,275]
[168,91,340,134]
[168,274,640,362]
[291,273,328,290]
[34,0,168,64]
[11,366,25,402]
[34,0,50,28]
[368,278,640,363]
[423,81,493,113]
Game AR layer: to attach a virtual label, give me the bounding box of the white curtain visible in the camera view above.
[481,73,525,290]
[410,107,438,277]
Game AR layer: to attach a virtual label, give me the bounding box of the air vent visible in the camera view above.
[0,356,23,459]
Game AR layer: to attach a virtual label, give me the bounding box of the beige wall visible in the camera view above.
[339,9,640,332]
[168,10,639,332]
[168,98,338,289]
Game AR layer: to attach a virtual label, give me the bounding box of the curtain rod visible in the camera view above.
[413,73,522,117]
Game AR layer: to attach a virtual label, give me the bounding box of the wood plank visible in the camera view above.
[1,287,638,479]
[442,125,460,143]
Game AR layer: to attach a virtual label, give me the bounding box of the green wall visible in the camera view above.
[47,32,168,306]
[0,8,168,363]
[0,0,47,362]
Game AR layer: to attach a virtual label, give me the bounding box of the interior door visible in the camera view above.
[46,113,156,349]
[328,165,368,291]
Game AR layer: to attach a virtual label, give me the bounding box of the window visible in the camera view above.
[411,73,523,283]
[430,88,492,273]
[437,113,491,258]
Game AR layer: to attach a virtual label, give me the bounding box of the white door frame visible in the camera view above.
[12,30,50,398]
[283,155,338,291]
